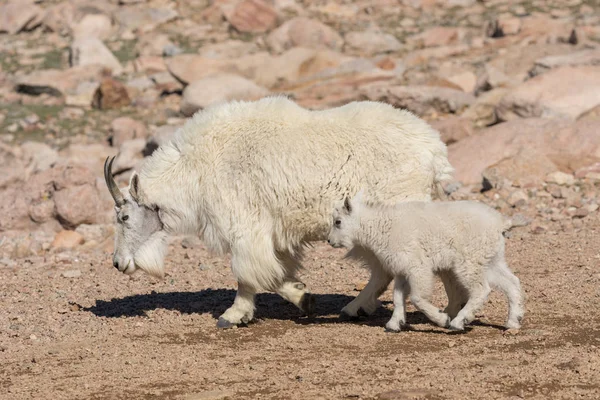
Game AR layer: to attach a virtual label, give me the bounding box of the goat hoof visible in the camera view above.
[300,293,316,317]
[357,307,369,317]
[339,311,359,321]
[216,317,235,329]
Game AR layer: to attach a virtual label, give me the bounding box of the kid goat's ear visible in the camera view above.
[343,196,352,214]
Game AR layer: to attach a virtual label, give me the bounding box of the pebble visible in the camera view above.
[61,270,82,278]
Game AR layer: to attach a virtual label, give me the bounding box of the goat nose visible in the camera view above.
[113,260,119,269]
[327,239,331,244]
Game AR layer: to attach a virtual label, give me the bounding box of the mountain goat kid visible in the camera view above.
[103,96,454,328]
[327,194,524,332]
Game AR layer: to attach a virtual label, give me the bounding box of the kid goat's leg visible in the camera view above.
[449,265,491,331]
[385,275,411,332]
[408,270,451,328]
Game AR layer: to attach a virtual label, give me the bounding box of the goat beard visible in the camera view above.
[134,231,169,279]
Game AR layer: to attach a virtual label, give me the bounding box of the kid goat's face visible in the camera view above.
[327,196,358,249]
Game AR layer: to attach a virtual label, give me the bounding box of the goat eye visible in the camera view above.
[122,215,129,222]
[335,219,341,227]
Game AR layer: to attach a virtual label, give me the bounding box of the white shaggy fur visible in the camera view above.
[109,96,454,327]
[327,194,524,332]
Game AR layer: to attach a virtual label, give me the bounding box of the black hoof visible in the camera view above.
[339,311,360,321]
[216,317,235,329]
[444,316,452,329]
[357,307,370,318]
[300,293,316,317]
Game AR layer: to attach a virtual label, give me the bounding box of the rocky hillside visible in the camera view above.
[1,0,600,262]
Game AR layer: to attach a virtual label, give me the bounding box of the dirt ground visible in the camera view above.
[2,213,600,400]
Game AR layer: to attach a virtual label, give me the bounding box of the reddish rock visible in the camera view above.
[223,0,278,33]
[430,116,474,145]
[54,184,100,228]
[497,66,600,121]
[449,118,600,185]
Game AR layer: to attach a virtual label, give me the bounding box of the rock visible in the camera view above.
[573,207,589,219]
[61,269,82,278]
[181,74,269,117]
[0,0,42,34]
[69,38,123,76]
[409,26,465,48]
[150,71,183,93]
[482,149,558,189]
[446,70,477,93]
[71,13,113,40]
[497,66,600,121]
[29,197,56,224]
[478,64,519,92]
[21,141,59,173]
[510,213,532,227]
[462,88,508,127]
[530,49,600,77]
[15,66,106,98]
[65,81,101,108]
[54,184,101,228]
[545,171,575,186]
[93,78,131,110]
[110,117,148,148]
[430,116,474,145]
[223,0,278,33]
[448,118,600,185]
[112,139,147,173]
[60,144,116,175]
[133,56,167,74]
[362,84,475,117]
[344,30,402,56]
[52,231,84,250]
[266,17,344,54]
[75,224,114,243]
[507,190,528,207]
[166,55,238,85]
[113,5,178,34]
[199,40,259,59]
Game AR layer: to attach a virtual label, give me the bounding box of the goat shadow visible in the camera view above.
[85,288,392,325]
[84,289,505,332]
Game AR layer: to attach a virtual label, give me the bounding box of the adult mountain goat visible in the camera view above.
[103,96,454,328]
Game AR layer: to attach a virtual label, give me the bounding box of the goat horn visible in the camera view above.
[104,156,125,206]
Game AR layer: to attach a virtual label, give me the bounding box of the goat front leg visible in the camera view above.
[341,264,392,319]
[218,281,257,328]
[385,275,411,332]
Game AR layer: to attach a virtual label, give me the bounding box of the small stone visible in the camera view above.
[448,341,456,348]
[545,171,575,186]
[507,190,528,207]
[61,269,82,278]
[573,207,589,219]
[354,281,368,291]
[29,334,37,340]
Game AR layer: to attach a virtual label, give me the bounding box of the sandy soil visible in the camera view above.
[2,214,600,400]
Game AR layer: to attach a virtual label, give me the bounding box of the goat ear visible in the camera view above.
[343,196,352,214]
[129,172,141,202]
